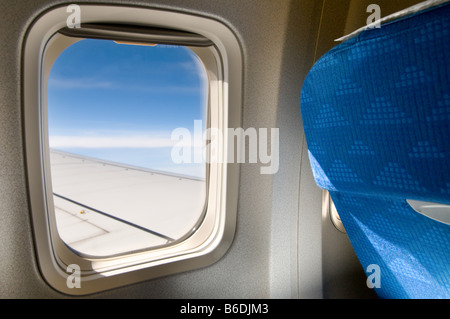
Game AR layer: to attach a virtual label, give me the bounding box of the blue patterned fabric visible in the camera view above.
[301,2,450,299]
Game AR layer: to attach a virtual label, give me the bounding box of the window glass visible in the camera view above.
[47,39,208,257]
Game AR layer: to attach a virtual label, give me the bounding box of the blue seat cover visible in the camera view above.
[301,2,450,298]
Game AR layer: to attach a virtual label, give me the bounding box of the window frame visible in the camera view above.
[23,4,242,295]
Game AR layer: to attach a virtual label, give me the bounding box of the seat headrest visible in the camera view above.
[300,2,450,204]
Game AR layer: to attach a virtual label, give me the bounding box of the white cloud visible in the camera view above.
[49,77,113,89]
[49,135,175,149]
[49,77,204,94]
[49,129,205,149]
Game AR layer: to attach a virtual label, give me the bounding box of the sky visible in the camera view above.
[48,39,207,178]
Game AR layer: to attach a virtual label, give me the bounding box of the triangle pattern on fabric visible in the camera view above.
[308,142,326,155]
[395,66,431,88]
[329,160,363,184]
[360,97,413,125]
[408,141,446,159]
[336,78,363,96]
[414,18,450,44]
[373,162,426,192]
[313,104,350,129]
[348,140,376,156]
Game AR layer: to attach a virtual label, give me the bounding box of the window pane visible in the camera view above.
[47,39,207,257]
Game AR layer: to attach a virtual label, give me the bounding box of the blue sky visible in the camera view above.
[48,39,207,177]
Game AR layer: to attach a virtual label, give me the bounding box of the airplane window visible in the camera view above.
[47,39,208,257]
[25,5,241,294]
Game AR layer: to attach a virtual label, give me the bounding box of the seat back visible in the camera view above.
[301,2,450,298]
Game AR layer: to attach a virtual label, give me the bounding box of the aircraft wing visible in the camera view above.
[50,149,206,257]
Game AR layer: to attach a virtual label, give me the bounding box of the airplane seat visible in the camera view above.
[300,1,450,298]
